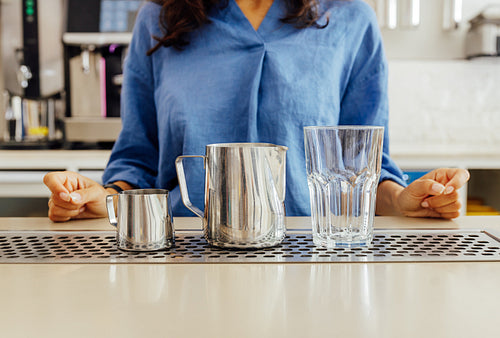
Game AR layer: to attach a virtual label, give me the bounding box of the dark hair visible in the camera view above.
[147,0,328,55]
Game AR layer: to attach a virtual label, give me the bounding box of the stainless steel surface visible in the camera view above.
[176,143,287,249]
[1,0,22,95]
[68,50,102,117]
[62,32,133,46]
[1,0,64,97]
[106,189,174,251]
[64,117,121,142]
[0,229,499,263]
[64,41,126,135]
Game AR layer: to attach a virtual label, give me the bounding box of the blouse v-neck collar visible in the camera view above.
[217,0,286,38]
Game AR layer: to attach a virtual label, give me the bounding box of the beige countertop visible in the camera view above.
[1,216,500,338]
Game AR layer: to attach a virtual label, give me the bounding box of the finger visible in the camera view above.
[443,169,470,195]
[432,200,462,214]
[49,202,85,219]
[48,198,82,214]
[71,186,104,206]
[48,214,71,222]
[51,185,100,208]
[77,208,113,220]
[49,195,82,210]
[43,172,73,202]
[437,211,461,219]
[420,194,463,218]
[421,168,470,191]
[421,191,460,209]
[406,178,446,199]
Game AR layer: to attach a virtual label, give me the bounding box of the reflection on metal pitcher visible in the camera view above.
[106,189,174,251]
[176,143,287,248]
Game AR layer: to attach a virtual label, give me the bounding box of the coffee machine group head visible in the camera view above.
[62,0,142,146]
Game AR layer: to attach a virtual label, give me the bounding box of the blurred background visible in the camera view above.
[1,0,499,216]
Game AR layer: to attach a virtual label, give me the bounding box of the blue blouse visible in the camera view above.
[103,0,406,216]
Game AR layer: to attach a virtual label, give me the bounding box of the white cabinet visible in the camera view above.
[0,150,110,198]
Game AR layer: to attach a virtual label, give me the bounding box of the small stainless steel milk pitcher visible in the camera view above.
[175,143,287,249]
[106,189,174,251]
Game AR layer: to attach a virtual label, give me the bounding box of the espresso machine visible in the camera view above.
[63,0,141,147]
[0,0,65,148]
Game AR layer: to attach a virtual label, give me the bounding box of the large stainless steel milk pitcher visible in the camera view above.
[175,143,288,248]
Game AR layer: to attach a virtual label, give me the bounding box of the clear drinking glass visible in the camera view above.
[304,126,384,247]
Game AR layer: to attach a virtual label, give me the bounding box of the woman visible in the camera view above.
[44,0,469,221]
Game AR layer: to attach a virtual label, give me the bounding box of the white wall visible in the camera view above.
[388,59,500,154]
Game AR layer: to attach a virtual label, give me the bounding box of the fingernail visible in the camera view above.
[59,192,70,201]
[432,183,445,194]
[79,207,85,213]
[70,193,82,203]
[421,201,429,208]
[444,186,454,194]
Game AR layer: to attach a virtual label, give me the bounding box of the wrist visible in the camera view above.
[391,184,404,216]
[376,180,405,216]
[103,183,124,194]
[103,181,136,194]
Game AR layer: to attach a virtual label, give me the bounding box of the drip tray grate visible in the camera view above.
[1,229,500,264]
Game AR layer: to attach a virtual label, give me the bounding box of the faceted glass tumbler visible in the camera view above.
[304,126,384,247]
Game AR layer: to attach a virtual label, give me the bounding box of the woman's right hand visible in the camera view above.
[43,171,109,222]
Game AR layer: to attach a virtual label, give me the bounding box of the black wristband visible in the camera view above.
[103,183,124,193]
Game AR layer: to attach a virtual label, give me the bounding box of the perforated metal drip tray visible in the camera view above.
[1,229,500,264]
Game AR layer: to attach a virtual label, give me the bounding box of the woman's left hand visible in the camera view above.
[396,168,470,219]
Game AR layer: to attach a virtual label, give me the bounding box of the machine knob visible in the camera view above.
[17,65,33,89]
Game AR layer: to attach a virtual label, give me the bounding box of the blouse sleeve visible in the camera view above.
[102,4,160,188]
[338,3,406,187]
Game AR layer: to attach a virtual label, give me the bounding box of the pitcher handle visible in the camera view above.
[175,155,205,218]
[106,194,119,227]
